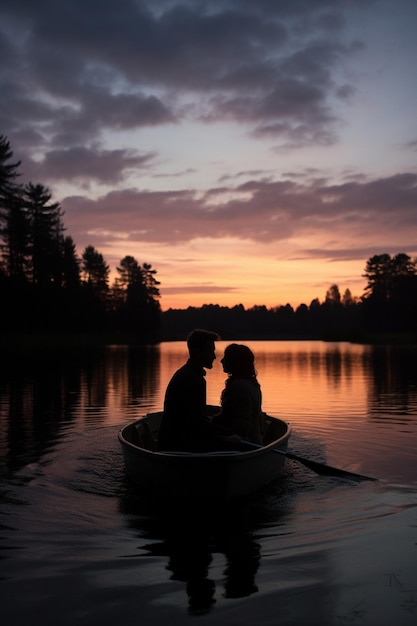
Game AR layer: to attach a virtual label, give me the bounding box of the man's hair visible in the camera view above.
[187,329,220,353]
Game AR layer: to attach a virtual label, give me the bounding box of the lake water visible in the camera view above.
[1,340,417,625]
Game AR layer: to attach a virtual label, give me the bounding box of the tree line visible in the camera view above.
[2,134,416,343]
[162,254,417,342]
[0,135,161,341]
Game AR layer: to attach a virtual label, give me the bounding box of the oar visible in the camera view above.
[243,441,377,481]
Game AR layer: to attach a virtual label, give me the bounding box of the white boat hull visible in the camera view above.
[118,411,291,500]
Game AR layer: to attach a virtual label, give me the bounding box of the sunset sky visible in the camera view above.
[1,0,416,310]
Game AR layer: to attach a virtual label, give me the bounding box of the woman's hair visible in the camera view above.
[222,343,257,379]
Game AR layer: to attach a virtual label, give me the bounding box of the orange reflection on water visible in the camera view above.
[1,340,416,482]
[204,340,369,424]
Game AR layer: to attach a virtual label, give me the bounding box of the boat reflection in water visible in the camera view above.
[120,494,275,615]
[118,403,292,615]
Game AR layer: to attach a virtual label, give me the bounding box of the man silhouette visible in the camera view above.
[158,329,239,451]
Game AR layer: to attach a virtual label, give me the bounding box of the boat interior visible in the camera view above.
[126,412,289,452]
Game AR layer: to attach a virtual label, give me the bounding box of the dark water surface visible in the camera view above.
[1,341,417,625]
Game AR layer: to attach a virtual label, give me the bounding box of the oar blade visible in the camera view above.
[243,441,376,482]
[285,451,376,481]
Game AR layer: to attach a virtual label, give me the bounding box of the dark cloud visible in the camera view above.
[1,0,368,156]
[404,140,417,152]
[62,172,417,253]
[23,147,156,185]
[219,169,274,182]
[303,245,417,262]
[153,168,198,179]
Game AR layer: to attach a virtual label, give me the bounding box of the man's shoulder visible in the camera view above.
[169,361,204,384]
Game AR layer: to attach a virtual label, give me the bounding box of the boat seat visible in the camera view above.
[263,419,285,445]
[131,425,143,446]
[136,421,157,451]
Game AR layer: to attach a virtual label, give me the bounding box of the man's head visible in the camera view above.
[187,329,220,369]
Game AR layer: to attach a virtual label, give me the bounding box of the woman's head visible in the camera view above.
[221,343,256,379]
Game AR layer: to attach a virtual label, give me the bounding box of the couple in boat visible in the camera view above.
[158,329,265,453]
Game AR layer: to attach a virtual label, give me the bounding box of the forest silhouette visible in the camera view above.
[1,134,417,344]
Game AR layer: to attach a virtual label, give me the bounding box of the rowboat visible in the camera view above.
[118,409,292,500]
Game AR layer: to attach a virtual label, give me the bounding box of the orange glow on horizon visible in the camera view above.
[102,238,369,312]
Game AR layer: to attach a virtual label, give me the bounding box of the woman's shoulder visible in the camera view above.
[227,377,259,393]
[230,376,251,385]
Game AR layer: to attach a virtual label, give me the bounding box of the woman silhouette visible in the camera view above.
[212,344,265,444]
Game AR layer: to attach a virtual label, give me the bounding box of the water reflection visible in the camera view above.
[366,345,417,417]
[1,341,417,483]
[1,341,417,622]
[120,496,270,615]
[0,345,160,477]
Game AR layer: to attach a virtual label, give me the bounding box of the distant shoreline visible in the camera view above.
[1,331,416,352]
